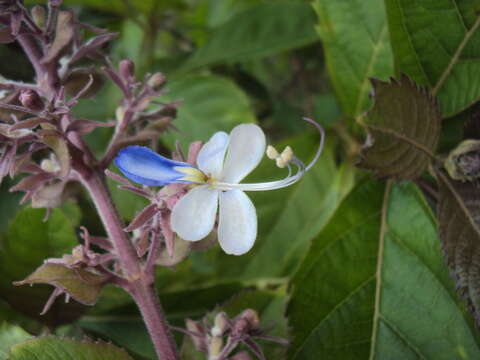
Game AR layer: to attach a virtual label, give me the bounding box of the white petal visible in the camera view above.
[221,124,266,184]
[218,190,257,255]
[171,185,219,241]
[197,131,229,177]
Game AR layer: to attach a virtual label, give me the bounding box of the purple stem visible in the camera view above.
[80,172,178,360]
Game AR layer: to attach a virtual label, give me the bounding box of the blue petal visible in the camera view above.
[114,146,196,186]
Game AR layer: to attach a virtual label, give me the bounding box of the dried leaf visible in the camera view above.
[13,263,108,306]
[42,10,75,63]
[358,75,441,180]
[436,168,480,324]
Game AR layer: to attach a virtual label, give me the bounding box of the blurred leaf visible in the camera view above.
[358,76,441,181]
[0,323,31,360]
[7,336,133,360]
[0,207,85,328]
[385,0,480,116]
[181,0,318,71]
[161,74,256,148]
[287,179,480,359]
[80,283,243,359]
[0,179,21,233]
[313,0,394,116]
[437,169,480,324]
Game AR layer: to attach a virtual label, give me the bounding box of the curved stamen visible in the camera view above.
[214,118,324,192]
[214,157,306,191]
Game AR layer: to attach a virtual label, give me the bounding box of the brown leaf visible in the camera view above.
[436,168,480,324]
[42,10,75,63]
[13,263,108,306]
[69,32,118,64]
[358,75,441,180]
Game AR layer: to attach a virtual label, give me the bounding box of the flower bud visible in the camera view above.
[19,89,43,112]
[147,73,166,90]
[119,59,135,81]
[211,312,228,337]
[31,5,46,29]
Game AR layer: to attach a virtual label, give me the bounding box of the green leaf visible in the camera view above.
[358,76,441,181]
[181,0,318,71]
[0,323,31,360]
[161,74,256,148]
[287,179,480,359]
[7,336,133,360]
[436,169,480,324]
[313,0,394,116]
[0,207,85,327]
[385,0,480,116]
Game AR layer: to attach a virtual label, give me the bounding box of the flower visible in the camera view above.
[114,120,323,255]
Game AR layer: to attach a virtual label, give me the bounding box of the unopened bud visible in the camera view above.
[239,309,260,329]
[147,73,167,90]
[19,89,43,112]
[211,312,228,337]
[31,5,46,29]
[119,59,135,81]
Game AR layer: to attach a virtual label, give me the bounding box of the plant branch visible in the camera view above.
[79,171,178,359]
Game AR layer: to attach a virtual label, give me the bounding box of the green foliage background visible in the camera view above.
[2,0,480,359]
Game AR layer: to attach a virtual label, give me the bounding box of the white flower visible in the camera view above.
[115,120,324,255]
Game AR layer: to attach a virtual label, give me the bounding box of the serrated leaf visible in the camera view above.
[358,76,441,181]
[436,168,480,324]
[7,336,134,360]
[287,179,480,359]
[180,0,318,71]
[385,0,480,116]
[0,323,32,360]
[14,263,108,306]
[313,0,394,116]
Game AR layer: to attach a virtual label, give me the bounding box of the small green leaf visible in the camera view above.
[7,336,134,360]
[436,168,480,324]
[385,0,480,116]
[181,0,318,71]
[287,179,480,359]
[358,75,441,181]
[14,263,108,306]
[0,323,32,360]
[313,0,394,116]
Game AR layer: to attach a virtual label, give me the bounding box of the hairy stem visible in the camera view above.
[80,172,178,359]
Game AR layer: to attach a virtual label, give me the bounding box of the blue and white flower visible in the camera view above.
[114,121,323,255]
